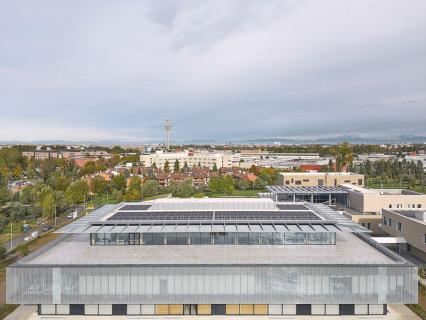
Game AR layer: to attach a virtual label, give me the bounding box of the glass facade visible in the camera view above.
[90,232,336,246]
[7,265,417,305]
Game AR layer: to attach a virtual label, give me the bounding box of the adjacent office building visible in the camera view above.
[7,198,417,316]
[278,172,364,187]
[341,184,426,214]
[382,208,426,261]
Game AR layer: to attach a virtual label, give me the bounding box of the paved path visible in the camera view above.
[4,305,36,320]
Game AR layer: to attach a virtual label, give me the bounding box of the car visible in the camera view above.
[41,225,53,232]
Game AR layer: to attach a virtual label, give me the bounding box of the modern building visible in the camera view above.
[278,172,364,187]
[266,186,348,205]
[382,208,426,261]
[342,184,426,214]
[7,198,417,317]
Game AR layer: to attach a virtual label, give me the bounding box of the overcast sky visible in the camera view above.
[1,0,426,143]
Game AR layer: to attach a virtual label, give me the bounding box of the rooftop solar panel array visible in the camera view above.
[108,211,214,221]
[119,204,152,211]
[108,210,320,221]
[276,204,309,211]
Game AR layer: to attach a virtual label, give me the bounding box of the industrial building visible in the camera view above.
[7,198,417,316]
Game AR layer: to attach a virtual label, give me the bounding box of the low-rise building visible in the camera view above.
[382,208,426,261]
[278,172,364,187]
[6,198,417,316]
[342,184,426,214]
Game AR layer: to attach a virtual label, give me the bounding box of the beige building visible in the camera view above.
[342,184,426,214]
[141,151,237,171]
[382,208,426,260]
[22,150,62,160]
[278,172,364,187]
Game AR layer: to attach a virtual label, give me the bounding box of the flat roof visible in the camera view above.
[57,199,369,234]
[341,183,423,195]
[267,186,348,194]
[18,232,398,266]
[279,172,361,176]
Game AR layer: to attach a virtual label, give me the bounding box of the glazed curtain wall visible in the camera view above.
[7,265,417,305]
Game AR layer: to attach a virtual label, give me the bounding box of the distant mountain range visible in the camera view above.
[0,135,425,146]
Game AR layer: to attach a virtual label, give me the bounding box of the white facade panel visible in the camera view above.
[354,304,368,315]
[326,304,339,315]
[282,304,296,315]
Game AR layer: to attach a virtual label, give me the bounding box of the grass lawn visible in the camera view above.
[366,178,426,194]
[407,283,426,319]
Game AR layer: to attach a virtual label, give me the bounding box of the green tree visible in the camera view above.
[212,163,218,171]
[164,160,170,173]
[65,180,89,204]
[52,175,71,192]
[35,185,55,220]
[0,173,9,204]
[125,176,142,201]
[169,179,196,198]
[80,161,97,176]
[111,174,126,191]
[141,180,159,197]
[209,176,235,194]
[332,142,353,171]
[91,175,107,194]
[174,159,180,172]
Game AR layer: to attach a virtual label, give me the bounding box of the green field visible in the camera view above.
[366,179,426,194]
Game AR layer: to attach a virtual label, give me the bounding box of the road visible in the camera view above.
[1,215,71,252]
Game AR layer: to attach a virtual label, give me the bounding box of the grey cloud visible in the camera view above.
[0,0,425,142]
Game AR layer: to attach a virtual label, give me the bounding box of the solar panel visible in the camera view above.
[119,204,152,211]
[276,204,309,211]
[108,211,214,221]
[214,211,320,221]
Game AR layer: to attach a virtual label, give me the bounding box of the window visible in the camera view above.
[383,216,387,225]
[129,233,140,245]
[424,234,426,244]
[237,233,249,245]
[358,179,363,185]
[397,204,402,209]
[389,204,392,208]
[367,223,371,230]
[295,180,302,185]
[418,204,422,208]
[397,222,402,232]
[389,218,392,227]
[303,179,309,182]
[285,180,290,185]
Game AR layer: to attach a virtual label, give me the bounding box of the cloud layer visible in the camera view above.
[1,0,425,142]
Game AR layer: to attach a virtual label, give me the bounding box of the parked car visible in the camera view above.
[41,225,52,232]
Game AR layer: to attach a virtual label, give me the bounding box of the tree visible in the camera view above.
[208,176,234,194]
[332,142,353,171]
[80,161,97,176]
[174,159,180,172]
[152,162,157,169]
[91,175,107,194]
[164,160,170,173]
[125,176,142,201]
[168,179,196,198]
[35,185,55,220]
[65,180,89,204]
[0,246,6,260]
[183,161,188,171]
[52,175,71,192]
[111,174,126,192]
[212,163,218,171]
[0,173,9,204]
[141,180,159,197]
